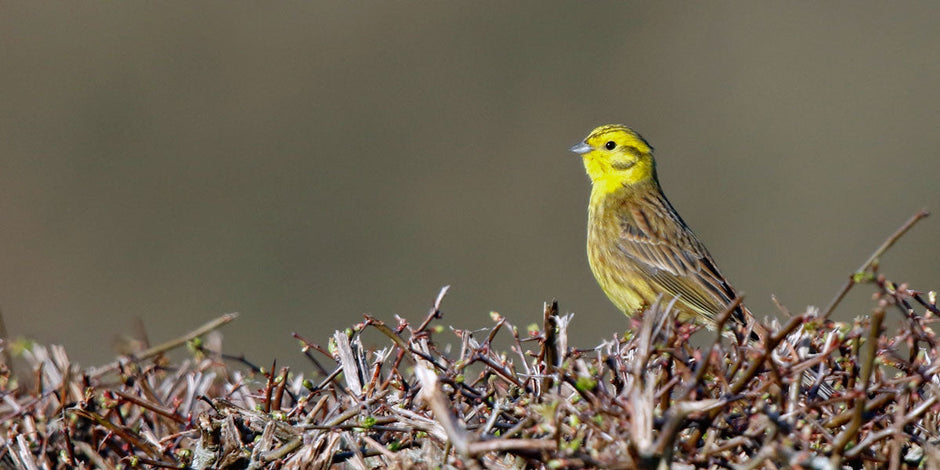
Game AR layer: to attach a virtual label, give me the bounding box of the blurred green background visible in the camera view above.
[2,3,938,367]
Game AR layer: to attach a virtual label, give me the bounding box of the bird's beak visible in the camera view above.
[569,142,593,155]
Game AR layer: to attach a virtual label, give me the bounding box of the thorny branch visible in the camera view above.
[3,257,940,469]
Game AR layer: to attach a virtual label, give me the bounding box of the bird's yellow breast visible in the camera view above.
[586,188,655,316]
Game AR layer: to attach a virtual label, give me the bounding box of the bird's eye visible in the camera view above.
[605,141,616,150]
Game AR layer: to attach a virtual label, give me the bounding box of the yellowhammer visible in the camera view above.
[571,124,757,335]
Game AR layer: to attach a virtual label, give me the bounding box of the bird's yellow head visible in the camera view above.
[570,124,657,193]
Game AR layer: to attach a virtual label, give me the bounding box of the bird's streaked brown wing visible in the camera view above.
[614,191,745,325]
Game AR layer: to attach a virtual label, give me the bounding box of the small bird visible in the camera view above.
[571,124,756,335]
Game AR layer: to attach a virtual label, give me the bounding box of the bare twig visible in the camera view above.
[831,308,885,462]
[88,312,239,378]
[823,209,929,319]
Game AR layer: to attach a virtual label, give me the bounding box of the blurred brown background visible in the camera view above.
[1,3,938,367]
